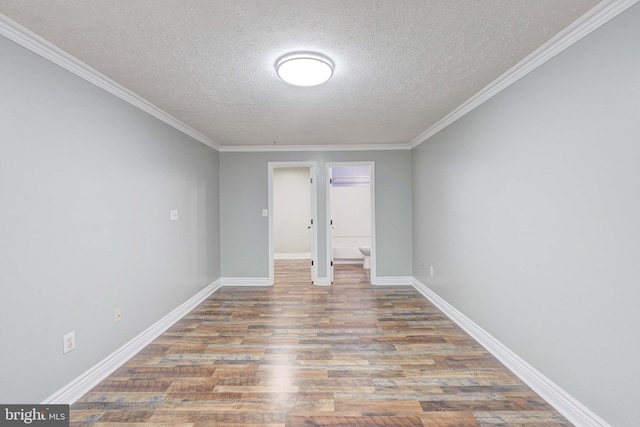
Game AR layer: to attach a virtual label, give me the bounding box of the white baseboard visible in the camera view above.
[314,277,331,286]
[274,252,311,260]
[372,276,413,286]
[222,277,272,286]
[411,278,610,427]
[42,278,222,405]
[333,259,363,265]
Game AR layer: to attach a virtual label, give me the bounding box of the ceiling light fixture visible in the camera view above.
[276,52,334,87]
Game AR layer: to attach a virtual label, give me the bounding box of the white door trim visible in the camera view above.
[326,161,376,285]
[268,162,318,285]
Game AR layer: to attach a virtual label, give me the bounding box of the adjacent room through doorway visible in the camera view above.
[326,162,374,284]
[268,163,318,284]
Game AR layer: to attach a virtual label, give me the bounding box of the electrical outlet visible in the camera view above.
[63,331,75,354]
[114,307,122,323]
[420,261,424,268]
[170,210,178,221]
[429,266,434,277]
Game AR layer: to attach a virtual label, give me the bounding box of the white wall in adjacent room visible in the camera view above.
[331,185,371,260]
[273,167,311,257]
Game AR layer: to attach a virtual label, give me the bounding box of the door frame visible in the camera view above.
[268,162,318,285]
[326,161,376,284]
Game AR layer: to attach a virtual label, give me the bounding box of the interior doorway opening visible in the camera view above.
[326,162,375,284]
[268,163,318,285]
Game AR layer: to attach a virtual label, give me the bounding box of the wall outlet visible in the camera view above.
[429,266,434,276]
[63,331,75,354]
[114,307,122,323]
[420,261,424,268]
[170,210,178,221]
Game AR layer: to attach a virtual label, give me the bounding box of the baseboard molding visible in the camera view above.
[372,276,413,286]
[411,278,610,427]
[314,277,331,286]
[222,277,272,286]
[42,278,222,405]
[274,252,311,260]
[333,259,363,265]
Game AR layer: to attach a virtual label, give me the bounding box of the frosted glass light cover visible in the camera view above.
[276,53,334,87]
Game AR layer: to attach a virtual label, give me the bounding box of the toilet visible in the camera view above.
[359,247,371,269]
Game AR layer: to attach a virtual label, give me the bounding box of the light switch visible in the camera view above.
[170,210,178,221]
[262,209,268,217]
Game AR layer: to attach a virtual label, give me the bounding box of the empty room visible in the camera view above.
[1,1,638,426]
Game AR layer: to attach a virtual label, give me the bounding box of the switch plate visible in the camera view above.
[114,307,122,323]
[262,209,268,217]
[63,331,75,354]
[429,266,434,276]
[170,210,178,221]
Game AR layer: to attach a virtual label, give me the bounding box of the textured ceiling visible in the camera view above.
[0,0,600,148]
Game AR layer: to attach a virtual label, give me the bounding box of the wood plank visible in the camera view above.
[70,260,571,426]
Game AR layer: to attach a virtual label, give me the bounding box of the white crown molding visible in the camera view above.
[409,0,639,149]
[4,0,635,154]
[219,143,411,152]
[222,277,272,286]
[42,279,222,405]
[372,276,413,286]
[0,13,222,151]
[411,278,611,427]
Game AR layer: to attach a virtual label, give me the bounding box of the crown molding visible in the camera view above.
[409,0,639,149]
[219,143,411,152]
[0,13,222,151]
[4,0,636,154]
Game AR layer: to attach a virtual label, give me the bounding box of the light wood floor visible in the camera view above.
[70,260,571,426]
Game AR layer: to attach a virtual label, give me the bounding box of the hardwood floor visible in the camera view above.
[70,260,571,426]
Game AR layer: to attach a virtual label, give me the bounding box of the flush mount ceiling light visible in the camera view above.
[276,52,334,87]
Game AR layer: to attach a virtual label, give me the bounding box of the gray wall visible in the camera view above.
[220,151,412,279]
[0,36,220,403]
[412,5,640,426]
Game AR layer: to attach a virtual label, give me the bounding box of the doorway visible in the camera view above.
[326,162,375,284]
[268,162,318,285]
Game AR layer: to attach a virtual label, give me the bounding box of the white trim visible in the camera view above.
[42,279,222,405]
[314,277,331,287]
[274,252,311,260]
[332,259,364,265]
[220,144,410,152]
[411,278,611,427]
[408,0,639,148]
[0,13,221,151]
[222,277,272,287]
[372,276,413,286]
[2,1,635,154]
